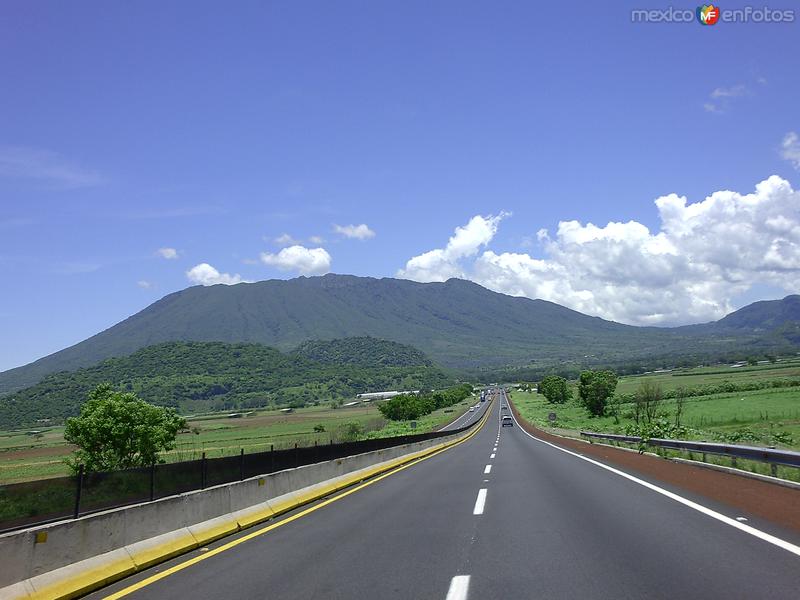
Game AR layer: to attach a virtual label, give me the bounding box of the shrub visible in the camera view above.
[338,422,364,442]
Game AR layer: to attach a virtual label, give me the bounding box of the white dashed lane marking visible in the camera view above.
[473,489,487,515]
[445,575,470,600]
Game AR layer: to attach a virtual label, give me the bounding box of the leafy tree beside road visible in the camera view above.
[377,384,473,421]
[538,375,572,404]
[64,384,186,472]
[578,370,618,417]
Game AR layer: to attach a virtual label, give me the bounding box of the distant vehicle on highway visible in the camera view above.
[501,415,513,427]
[501,405,507,411]
[469,407,475,412]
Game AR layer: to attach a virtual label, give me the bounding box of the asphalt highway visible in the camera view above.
[92,390,800,600]
[438,399,488,431]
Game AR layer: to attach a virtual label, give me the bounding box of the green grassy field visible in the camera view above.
[615,360,800,394]
[510,387,800,448]
[511,360,800,482]
[0,398,477,484]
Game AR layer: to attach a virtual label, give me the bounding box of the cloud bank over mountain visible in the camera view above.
[399,176,800,326]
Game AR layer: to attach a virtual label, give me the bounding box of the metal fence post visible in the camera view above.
[314,440,318,463]
[149,463,156,501]
[239,448,245,481]
[270,444,274,472]
[201,452,207,489]
[294,443,299,468]
[73,464,84,519]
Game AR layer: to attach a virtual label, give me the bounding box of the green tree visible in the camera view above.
[64,384,186,472]
[635,379,663,424]
[577,370,618,417]
[539,375,572,404]
[376,384,473,421]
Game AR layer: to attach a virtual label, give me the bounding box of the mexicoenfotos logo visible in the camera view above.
[697,4,721,25]
[631,5,795,23]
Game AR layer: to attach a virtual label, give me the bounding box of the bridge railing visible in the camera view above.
[0,411,485,535]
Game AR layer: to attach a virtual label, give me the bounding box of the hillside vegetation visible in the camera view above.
[293,337,432,367]
[0,338,452,428]
[3,275,800,394]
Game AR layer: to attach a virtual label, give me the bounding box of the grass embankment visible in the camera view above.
[0,398,477,484]
[511,361,800,482]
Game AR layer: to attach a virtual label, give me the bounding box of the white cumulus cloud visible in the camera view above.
[397,213,508,282]
[398,177,800,326]
[782,132,800,170]
[273,233,301,246]
[157,247,179,259]
[186,263,246,286]
[137,280,154,289]
[333,223,376,240]
[261,245,332,275]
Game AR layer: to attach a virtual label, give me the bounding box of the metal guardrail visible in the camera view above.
[580,431,800,469]
[580,432,641,444]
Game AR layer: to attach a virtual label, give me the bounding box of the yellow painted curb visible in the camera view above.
[127,530,199,571]
[27,551,137,600]
[188,516,240,547]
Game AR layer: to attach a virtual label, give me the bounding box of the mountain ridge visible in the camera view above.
[1,274,799,395]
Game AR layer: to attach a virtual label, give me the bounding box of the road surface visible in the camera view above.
[91,390,800,599]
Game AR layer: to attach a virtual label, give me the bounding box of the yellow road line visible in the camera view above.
[103,401,493,599]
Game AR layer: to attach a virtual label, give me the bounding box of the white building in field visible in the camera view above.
[356,390,419,401]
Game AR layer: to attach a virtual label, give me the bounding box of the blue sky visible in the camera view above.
[1,1,799,371]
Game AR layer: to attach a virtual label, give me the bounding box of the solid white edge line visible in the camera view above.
[473,488,488,515]
[505,392,800,558]
[445,575,470,600]
[484,464,492,474]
